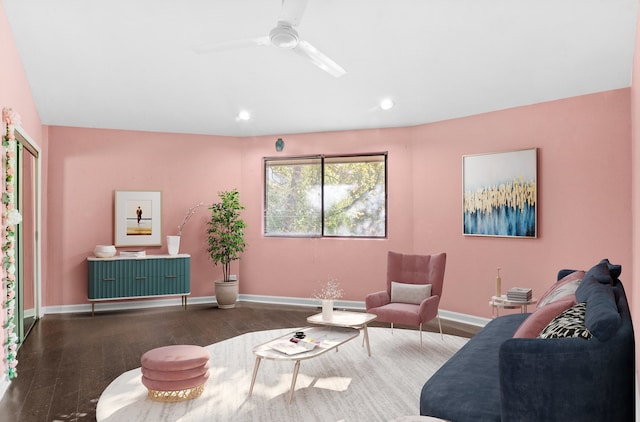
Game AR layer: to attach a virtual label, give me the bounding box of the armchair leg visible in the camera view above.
[390,322,394,334]
[419,323,423,349]
[437,314,443,340]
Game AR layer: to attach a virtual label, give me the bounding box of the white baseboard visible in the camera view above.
[42,295,362,315]
[239,294,366,311]
[240,294,490,327]
[40,294,490,330]
[42,296,208,315]
[438,309,491,328]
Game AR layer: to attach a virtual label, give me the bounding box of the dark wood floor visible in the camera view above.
[0,302,479,422]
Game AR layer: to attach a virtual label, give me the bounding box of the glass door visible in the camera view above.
[15,130,40,344]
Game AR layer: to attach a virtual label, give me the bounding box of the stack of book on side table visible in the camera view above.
[506,287,532,302]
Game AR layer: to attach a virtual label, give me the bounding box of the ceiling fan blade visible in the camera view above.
[278,0,309,26]
[193,36,270,54]
[293,40,346,78]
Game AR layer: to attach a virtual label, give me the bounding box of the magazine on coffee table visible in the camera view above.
[269,339,316,355]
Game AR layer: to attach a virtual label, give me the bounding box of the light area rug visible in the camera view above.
[96,327,467,422]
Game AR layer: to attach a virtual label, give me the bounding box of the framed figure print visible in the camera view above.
[114,190,162,246]
[462,148,537,238]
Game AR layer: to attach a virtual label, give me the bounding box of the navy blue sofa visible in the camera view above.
[420,260,635,422]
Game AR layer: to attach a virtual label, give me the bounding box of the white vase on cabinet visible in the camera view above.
[167,235,180,255]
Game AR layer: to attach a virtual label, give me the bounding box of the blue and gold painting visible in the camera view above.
[463,149,537,237]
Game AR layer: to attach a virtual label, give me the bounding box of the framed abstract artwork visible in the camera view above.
[463,148,537,238]
[114,190,162,246]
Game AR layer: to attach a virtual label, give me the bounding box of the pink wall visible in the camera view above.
[46,90,632,322]
[239,128,414,299]
[46,127,243,305]
[412,91,632,317]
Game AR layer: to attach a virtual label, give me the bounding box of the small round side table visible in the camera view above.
[489,295,537,318]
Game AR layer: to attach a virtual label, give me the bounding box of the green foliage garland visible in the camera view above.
[2,107,20,379]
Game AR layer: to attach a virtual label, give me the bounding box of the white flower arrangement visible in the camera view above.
[312,277,344,301]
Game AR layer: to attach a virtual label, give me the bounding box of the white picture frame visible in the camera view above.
[114,190,162,246]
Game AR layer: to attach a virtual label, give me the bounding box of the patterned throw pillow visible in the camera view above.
[513,295,576,338]
[537,302,592,340]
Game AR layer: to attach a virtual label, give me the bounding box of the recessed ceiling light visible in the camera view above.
[380,98,395,111]
[237,110,251,121]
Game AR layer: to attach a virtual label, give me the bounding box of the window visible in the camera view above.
[264,153,387,238]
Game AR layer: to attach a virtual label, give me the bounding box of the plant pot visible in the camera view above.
[214,279,239,309]
[167,235,180,256]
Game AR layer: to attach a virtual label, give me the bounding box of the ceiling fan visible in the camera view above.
[194,0,346,78]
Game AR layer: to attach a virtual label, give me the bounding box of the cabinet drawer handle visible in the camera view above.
[165,275,177,279]
[135,276,147,280]
[102,278,115,282]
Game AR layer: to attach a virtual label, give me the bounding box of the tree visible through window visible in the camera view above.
[264,154,387,237]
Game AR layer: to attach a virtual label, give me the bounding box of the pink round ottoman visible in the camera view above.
[140,345,210,402]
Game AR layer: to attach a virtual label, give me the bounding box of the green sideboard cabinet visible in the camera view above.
[87,254,190,315]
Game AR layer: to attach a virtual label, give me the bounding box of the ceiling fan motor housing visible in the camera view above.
[269,23,299,49]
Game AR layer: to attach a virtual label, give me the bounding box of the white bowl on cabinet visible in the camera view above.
[94,245,116,258]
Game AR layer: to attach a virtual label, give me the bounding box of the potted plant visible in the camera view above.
[207,189,246,308]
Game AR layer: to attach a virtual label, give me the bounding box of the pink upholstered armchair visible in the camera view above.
[365,251,447,347]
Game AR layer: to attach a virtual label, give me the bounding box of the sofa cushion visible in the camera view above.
[391,281,431,304]
[537,270,584,309]
[513,295,576,338]
[420,313,527,421]
[581,260,613,285]
[576,263,621,341]
[538,302,592,339]
[598,258,621,281]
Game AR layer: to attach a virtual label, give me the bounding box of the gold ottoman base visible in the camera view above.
[147,384,205,402]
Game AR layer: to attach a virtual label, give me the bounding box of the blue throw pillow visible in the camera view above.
[597,258,621,281]
[582,261,613,285]
[576,262,621,341]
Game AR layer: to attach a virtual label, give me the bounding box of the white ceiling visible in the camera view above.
[3,0,639,137]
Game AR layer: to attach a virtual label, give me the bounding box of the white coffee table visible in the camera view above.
[249,326,359,403]
[307,310,377,357]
